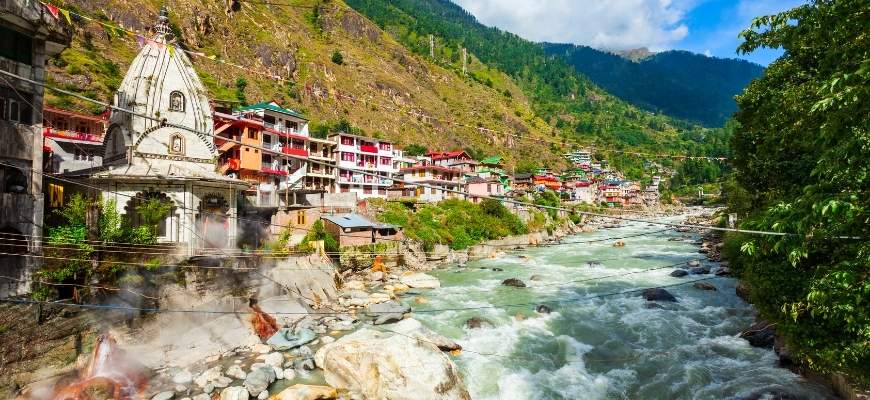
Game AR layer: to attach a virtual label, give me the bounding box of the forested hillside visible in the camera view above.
[344,0,730,160]
[724,0,869,384]
[543,44,764,126]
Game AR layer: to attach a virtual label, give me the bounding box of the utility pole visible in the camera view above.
[429,34,435,59]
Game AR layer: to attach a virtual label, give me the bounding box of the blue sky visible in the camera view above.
[452,0,805,66]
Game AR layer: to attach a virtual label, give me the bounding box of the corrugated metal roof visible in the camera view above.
[322,213,397,229]
[236,102,307,120]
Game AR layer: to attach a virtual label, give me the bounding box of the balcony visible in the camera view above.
[261,167,289,176]
[282,147,309,157]
[43,127,102,143]
[220,158,240,174]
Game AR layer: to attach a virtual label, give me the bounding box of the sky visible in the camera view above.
[451,0,805,66]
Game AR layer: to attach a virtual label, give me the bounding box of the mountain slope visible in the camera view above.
[45,0,564,168]
[344,0,726,155]
[542,44,765,126]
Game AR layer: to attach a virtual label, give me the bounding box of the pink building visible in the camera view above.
[464,176,505,203]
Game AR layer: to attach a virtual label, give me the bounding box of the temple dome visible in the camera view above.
[104,7,215,167]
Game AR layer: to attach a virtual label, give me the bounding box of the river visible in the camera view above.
[410,220,834,399]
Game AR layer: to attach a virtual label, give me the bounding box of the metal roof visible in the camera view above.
[321,213,398,230]
[236,102,307,120]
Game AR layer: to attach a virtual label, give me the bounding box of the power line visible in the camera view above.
[0,68,847,239]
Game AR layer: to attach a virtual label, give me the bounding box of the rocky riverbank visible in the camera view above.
[684,210,868,400]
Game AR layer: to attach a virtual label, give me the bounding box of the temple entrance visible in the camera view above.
[198,194,229,249]
[124,192,177,243]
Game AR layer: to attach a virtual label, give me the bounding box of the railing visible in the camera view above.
[43,127,102,143]
[282,147,309,157]
[261,167,288,176]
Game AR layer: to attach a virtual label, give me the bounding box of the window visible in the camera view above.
[363,186,372,194]
[168,91,185,112]
[8,99,19,122]
[380,157,391,165]
[263,154,272,164]
[0,26,34,65]
[341,152,355,162]
[341,136,354,146]
[378,188,386,195]
[168,134,185,155]
[4,166,26,193]
[263,134,272,144]
[296,210,306,225]
[340,184,349,193]
[248,130,257,139]
[417,170,424,177]
[379,142,391,151]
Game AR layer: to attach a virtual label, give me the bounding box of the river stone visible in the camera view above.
[244,367,275,395]
[296,358,316,371]
[641,288,678,302]
[193,394,210,400]
[212,376,233,388]
[220,387,249,400]
[399,272,441,289]
[535,305,552,314]
[172,369,193,384]
[194,366,222,388]
[271,384,337,400]
[715,267,732,276]
[263,352,284,368]
[257,390,269,400]
[226,365,247,380]
[283,369,296,381]
[464,317,494,329]
[502,278,526,288]
[366,300,410,325]
[152,392,174,400]
[687,260,701,267]
[529,275,543,281]
[491,267,504,272]
[670,269,689,277]
[267,328,317,351]
[204,385,215,394]
[314,328,470,399]
[370,271,385,281]
[390,318,461,352]
[693,282,717,291]
[740,321,776,348]
[343,280,366,290]
[690,266,711,275]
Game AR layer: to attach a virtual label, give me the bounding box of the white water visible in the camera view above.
[412,220,834,399]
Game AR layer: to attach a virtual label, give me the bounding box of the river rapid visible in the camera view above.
[410,220,834,399]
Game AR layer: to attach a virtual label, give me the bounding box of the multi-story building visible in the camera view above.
[391,148,416,171]
[330,132,397,199]
[564,149,592,167]
[388,164,463,202]
[214,102,310,207]
[305,136,336,193]
[465,176,505,203]
[0,0,70,297]
[42,106,106,174]
[427,150,479,173]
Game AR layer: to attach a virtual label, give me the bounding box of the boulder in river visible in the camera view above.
[399,272,441,289]
[271,384,337,400]
[641,288,678,302]
[314,328,470,400]
[714,267,732,276]
[690,266,711,275]
[529,275,543,281]
[502,278,527,288]
[535,305,552,314]
[739,321,776,348]
[391,318,462,352]
[464,317,495,329]
[266,328,316,351]
[366,301,411,325]
[693,282,717,291]
[243,366,275,396]
[670,269,689,277]
[220,387,249,400]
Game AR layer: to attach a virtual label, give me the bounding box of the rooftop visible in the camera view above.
[236,102,307,120]
[322,213,398,230]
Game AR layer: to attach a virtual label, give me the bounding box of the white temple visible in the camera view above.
[77,7,246,253]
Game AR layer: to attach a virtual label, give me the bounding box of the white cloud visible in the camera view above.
[704,49,712,57]
[451,0,694,50]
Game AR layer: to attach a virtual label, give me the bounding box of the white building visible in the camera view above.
[388,164,463,202]
[329,132,397,199]
[71,8,247,253]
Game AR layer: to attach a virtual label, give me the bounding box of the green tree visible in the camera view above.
[730,0,870,382]
[402,144,427,156]
[234,77,248,105]
[331,50,344,65]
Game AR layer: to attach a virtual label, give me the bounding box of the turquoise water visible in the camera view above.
[410,221,834,399]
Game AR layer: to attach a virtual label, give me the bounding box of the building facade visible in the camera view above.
[0,0,70,297]
[330,132,396,199]
[43,106,107,174]
[388,164,463,202]
[72,8,246,253]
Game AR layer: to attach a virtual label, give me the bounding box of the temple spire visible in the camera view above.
[153,6,174,43]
